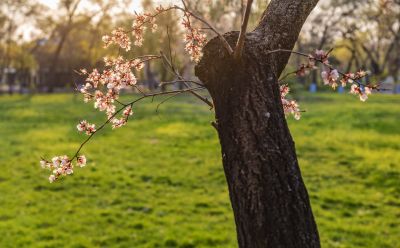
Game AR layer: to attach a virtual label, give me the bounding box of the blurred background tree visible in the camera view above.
[0,0,43,94]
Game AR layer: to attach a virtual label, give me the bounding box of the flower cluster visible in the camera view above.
[340,73,355,87]
[296,62,316,77]
[102,28,131,51]
[339,71,367,88]
[321,69,340,89]
[280,84,301,120]
[131,7,165,46]
[41,5,212,183]
[350,84,373,101]
[295,51,323,77]
[101,4,208,61]
[111,106,133,129]
[131,6,207,61]
[40,155,86,183]
[320,67,371,95]
[295,50,329,77]
[182,12,207,62]
[296,49,378,101]
[77,120,96,135]
[80,56,142,120]
[93,90,117,117]
[313,49,330,64]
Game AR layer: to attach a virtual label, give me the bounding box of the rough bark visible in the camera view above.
[195,0,320,247]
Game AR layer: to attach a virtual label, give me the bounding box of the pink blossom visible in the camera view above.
[349,84,370,102]
[40,160,47,169]
[350,84,360,95]
[111,106,133,129]
[313,50,329,64]
[111,118,127,129]
[123,106,133,116]
[365,86,372,95]
[359,93,368,102]
[182,13,207,62]
[280,84,301,120]
[321,69,339,89]
[355,70,368,78]
[280,84,290,97]
[52,156,61,167]
[340,73,355,87]
[132,59,144,70]
[77,120,96,135]
[41,154,87,183]
[80,68,88,75]
[102,28,131,51]
[49,175,56,183]
[77,155,87,167]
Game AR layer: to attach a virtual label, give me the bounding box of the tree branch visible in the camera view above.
[234,0,254,60]
[254,0,319,75]
[71,87,206,160]
[160,51,214,108]
[178,1,233,55]
[266,49,387,91]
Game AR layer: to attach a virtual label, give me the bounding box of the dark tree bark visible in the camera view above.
[48,28,71,93]
[145,61,158,90]
[195,0,320,247]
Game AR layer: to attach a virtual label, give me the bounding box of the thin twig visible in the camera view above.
[160,51,213,108]
[71,87,205,160]
[234,0,253,60]
[156,92,182,113]
[124,2,233,55]
[279,70,299,82]
[134,85,146,96]
[160,79,204,87]
[166,26,176,72]
[266,49,384,90]
[178,1,233,55]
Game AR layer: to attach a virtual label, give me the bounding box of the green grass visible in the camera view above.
[0,92,399,248]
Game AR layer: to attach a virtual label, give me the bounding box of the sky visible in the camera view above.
[19,0,179,41]
[38,0,179,12]
[39,0,142,11]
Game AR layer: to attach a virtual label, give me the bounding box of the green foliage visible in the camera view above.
[0,93,399,247]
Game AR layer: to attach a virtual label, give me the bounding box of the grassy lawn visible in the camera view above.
[0,92,399,248]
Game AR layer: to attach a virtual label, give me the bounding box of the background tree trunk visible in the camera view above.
[196,0,320,247]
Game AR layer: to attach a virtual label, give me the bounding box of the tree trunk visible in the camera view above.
[145,61,158,90]
[195,0,320,247]
[48,28,71,93]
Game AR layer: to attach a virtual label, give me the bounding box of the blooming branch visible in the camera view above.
[41,21,213,182]
[280,84,301,120]
[40,84,206,183]
[102,2,232,62]
[40,155,86,183]
[267,48,385,104]
[76,120,96,135]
